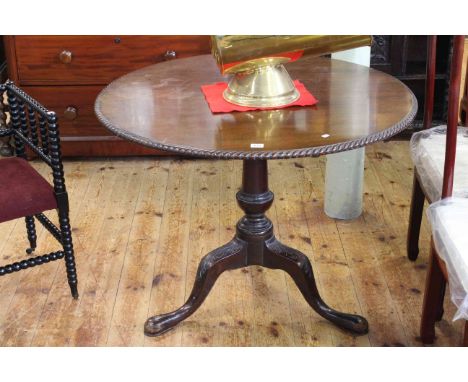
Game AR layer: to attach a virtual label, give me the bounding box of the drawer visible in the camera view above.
[15,35,211,85]
[22,85,109,137]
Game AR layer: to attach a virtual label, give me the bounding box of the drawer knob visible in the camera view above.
[64,106,78,121]
[59,50,73,64]
[163,50,177,60]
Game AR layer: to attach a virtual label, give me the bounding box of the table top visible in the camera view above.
[95,55,417,159]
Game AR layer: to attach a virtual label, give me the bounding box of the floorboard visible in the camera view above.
[0,141,463,346]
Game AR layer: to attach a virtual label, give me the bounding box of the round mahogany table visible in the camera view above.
[95,54,417,337]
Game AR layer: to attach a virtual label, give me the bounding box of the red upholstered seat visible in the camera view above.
[0,157,57,223]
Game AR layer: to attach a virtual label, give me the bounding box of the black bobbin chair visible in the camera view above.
[0,80,78,299]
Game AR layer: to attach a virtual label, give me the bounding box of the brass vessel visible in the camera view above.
[211,35,372,107]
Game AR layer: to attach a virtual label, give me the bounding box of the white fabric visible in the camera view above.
[427,198,468,320]
[324,48,371,220]
[325,148,365,220]
[410,125,468,202]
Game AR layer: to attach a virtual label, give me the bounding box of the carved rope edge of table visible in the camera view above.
[94,84,418,160]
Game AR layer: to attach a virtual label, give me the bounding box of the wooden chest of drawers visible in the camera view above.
[4,35,211,156]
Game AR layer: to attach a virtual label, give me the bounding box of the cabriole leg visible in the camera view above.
[264,237,368,334]
[145,238,247,336]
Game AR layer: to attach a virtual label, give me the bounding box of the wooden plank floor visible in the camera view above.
[0,141,464,346]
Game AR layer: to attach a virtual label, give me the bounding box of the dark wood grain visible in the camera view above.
[14,35,211,85]
[5,35,210,156]
[407,172,425,261]
[145,159,368,337]
[423,36,437,130]
[418,36,467,346]
[106,53,414,336]
[420,242,447,344]
[20,86,172,157]
[371,35,452,132]
[3,36,18,82]
[96,54,417,159]
[407,36,439,261]
[59,136,171,157]
[442,35,465,199]
[461,58,468,126]
[23,85,108,137]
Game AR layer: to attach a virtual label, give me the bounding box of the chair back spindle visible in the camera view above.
[441,36,465,199]
[3,81,68,200]
[423,36,437,130]
[38,114,50,155]
[6,88,24,158]
[27,105,40,147]
[462,62,468,126]
[18,101,30,158]
[47,113,66,196]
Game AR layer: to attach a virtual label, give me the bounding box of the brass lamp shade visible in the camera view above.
[211,35,372,108]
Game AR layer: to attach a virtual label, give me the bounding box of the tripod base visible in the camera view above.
[145,160,368,337]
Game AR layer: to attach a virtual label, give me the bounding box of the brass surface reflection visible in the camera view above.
[217,109,295,143]
[211,35,372,108]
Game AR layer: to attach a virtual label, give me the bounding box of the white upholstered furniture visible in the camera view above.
[411,126,468,202]
[428,198,468,321]
[418,36,468,346]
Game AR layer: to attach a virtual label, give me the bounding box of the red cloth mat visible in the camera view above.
[201,80,318,113]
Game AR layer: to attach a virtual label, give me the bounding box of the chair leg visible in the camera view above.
[25,216,37,254]
[435,282,446,322]
[420,245,446,345]
[407,173,425,261]
[463,321,468,347]
[59,213,78,299]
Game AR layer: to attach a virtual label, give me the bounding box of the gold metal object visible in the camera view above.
[223,64,300,107]
[211,35,372,108]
